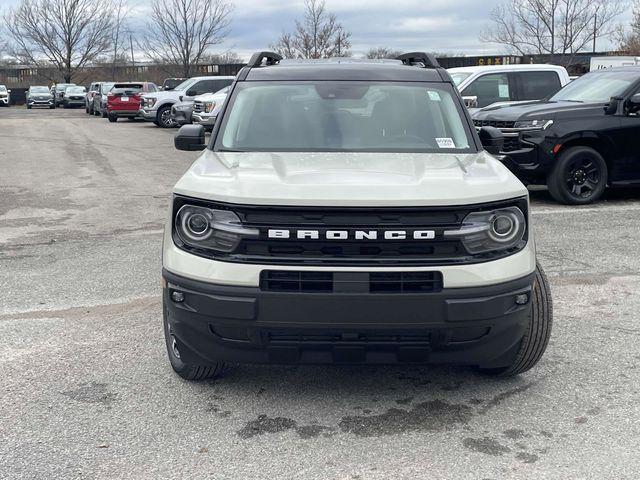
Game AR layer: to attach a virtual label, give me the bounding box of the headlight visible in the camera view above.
[513,119,552,129]
[174,205,259,253]
[146,97,156,108]
[444,206,526,254]
[204,101,216,113]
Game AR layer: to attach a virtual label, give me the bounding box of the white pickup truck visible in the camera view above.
[449,64,571,112]
[139,76,235,128]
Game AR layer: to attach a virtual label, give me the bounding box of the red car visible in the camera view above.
[107,82,158,122]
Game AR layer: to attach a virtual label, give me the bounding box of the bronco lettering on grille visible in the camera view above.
[267,229,436,240]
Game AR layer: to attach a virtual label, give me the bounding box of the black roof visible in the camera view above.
[242,53,451,83]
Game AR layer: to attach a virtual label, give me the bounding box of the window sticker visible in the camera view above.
[498,84,510,98]
[427,90,441,101]
[436,138,456,149]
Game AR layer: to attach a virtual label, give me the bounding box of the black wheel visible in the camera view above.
[101,108,107,118]
[481,264,553,377]
[49,105,54,109]
[62,103,68,109]
[547,147,607,205]
[27,105,32,109]
[157,105,175,128]
[163,300,225,381]
[108,114,117,123]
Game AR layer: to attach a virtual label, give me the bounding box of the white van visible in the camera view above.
[590,56,640,71]
[448,64,571,111]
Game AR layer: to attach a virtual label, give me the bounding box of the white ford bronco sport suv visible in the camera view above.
[163,52,553,381]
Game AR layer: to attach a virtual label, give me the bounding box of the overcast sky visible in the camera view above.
[0,0,635,60]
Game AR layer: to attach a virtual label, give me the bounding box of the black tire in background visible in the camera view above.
[547,146,607,205]
[108,114,117,123]
[163,300,225,381]
[101,109,107,118]
[481,263,553,377]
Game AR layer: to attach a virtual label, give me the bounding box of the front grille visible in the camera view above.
[173,197,529,266]
[260,270,443,293]
[193,101,204,113]
[474,119,516,129]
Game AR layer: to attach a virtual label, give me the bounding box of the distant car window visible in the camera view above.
[111,85,143,94]
[449,72,472,86]
[30,86,49,93]
[515,71,561,100]
[147,83,158,92]
[67,87,86,94]
[462,73,512,108]
[0,86,7,92]
[190,80,216,95]
[101,83,115,94]
[551,69,640,103]
[212,79,234,92]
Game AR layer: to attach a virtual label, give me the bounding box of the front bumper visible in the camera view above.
[0,97,8,105]
[163,268,535,367]
[139,108,158,121]
[193,113,216,126]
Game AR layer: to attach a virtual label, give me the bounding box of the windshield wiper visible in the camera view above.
[217,148,245,152]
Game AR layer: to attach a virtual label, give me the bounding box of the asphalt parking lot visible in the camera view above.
[1,107,640,480]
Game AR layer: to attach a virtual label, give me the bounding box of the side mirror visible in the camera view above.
[478,126,504,156]
[7,89,11,93]
[625,93,640,115]
[186,89,197,97]
[462,95,478,109]
[605,96,623,115]
[175,124,206,151]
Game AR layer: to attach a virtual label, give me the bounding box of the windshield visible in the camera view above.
[551,70,639,103]
[0,86,6,92]
[57,84,75,91]
[101,83,115,94]
[173,78,197,91]
[449,72,472,86]
[30,86,49,93]
[217,82,473,153]
[67,87,86,94]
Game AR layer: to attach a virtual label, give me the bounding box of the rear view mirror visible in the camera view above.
[175,125,206,151]
[478,126,504,156]
[462,95,478,109]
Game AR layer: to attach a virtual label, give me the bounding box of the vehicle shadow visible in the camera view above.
[193,362,545,439]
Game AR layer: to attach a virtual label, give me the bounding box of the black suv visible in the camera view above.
[473,67,640,204]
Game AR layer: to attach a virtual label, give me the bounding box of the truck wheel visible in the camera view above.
[163,301,225,381]
[547,147,607,205]
[480,263,553,377]
[157,105,175,128]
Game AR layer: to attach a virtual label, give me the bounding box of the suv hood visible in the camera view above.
[473,100,603,121]
[173,151,527,206]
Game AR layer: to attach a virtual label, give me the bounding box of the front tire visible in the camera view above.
[163,301,225,381]
[108,114,117,123]
[547,147,607,205]
[157,105,175,128]
[481,264,553,377]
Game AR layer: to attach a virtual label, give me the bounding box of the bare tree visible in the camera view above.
[3,0,115,82]
[618,1,640,53]
[105,0,133,79]
[481,0,628,57]
[199,51,243,64]
[271,0,352,59]
[140,0,233,78]
[366,47,403,59]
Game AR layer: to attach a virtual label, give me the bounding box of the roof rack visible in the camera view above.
[247,51,283,68]
[395,52,440,68]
